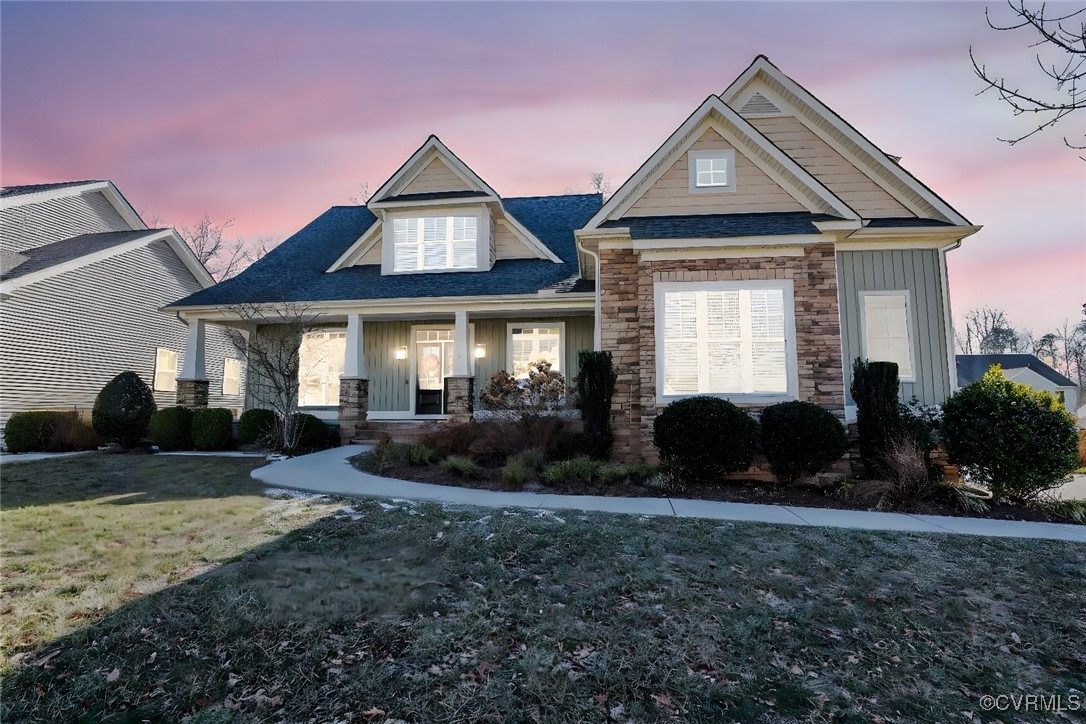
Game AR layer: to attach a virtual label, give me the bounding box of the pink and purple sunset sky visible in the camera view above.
[2,1,1082,334]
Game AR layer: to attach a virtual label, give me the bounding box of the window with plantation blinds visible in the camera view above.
[861,292,914,380]
[393,215,478,272]
[659,284,791,397]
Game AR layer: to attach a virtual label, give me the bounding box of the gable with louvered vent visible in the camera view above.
[739,92,782,116]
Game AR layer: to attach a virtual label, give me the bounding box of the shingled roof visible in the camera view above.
[956,354,1077,389]
[1,229,167,281]
[601,211,841,239]
[0,180,105,199]
[169,194,601,308]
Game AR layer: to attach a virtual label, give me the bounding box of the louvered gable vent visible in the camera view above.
[739,92,782,116]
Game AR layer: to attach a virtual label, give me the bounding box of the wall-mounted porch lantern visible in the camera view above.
[394,346,408,360]
[474,343,487,359]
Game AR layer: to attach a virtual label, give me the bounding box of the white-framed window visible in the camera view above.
[688,149,736,193]
[298,331,346,406]
[860,291,915,381]
[154,348,178,392]
[655,281,797,401]
[222,358,241,396]
[377,209,488,277]
[507,323,565,379]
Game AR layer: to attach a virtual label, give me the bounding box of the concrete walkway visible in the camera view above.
[0,450,93,464]
[252,445,1086,543]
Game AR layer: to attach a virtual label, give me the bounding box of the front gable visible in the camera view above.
[399,157,475,196]
[721,56,969,225]
[584,96,858,231]
[626,127,808,217]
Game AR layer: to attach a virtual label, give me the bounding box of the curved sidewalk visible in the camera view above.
[252,445,1086,543]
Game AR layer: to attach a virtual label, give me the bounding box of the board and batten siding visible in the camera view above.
[0,191,130,253]
[0,239,245,428]
[626,128,807,217]
[270,316,594,413]
[837,249,952,406]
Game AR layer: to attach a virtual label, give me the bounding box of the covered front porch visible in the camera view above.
[172,295,595,442]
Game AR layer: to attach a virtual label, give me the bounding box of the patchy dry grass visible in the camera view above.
[0,454,337,670]
[2,465,1084,722]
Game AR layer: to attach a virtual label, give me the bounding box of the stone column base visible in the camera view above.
[339,378,369,444]
[176,379,209,408]
[443,376,475,424]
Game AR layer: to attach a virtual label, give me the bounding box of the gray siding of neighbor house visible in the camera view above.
[0,239,245,428]
[837,249,953,406]
[0,191,130,253]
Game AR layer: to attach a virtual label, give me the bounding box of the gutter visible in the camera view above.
[575,234,603,350]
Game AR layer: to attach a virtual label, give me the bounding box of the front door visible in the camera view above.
[415,329,455,415]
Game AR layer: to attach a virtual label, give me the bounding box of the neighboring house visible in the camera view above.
[957,354,1078,413]
[165,56,979,461]
[0,180,245,433]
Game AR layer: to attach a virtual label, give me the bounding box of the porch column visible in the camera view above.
[176,317,209,408]
[445,310,474,423]
[339,313,369,444]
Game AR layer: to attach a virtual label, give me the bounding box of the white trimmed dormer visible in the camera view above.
[326,136,560,274]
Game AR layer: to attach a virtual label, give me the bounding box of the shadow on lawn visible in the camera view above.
[4,499,1085,723]
[0,453,268,509]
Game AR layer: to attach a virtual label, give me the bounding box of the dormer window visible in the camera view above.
[382,207,491,274]
[688,149,736,193]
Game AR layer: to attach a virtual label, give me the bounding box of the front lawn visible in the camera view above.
[2,455,1084,722]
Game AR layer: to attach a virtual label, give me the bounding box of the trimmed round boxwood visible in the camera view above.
[652,396,759,483]
[192,408,234,451]
[92,371,157,447]
[149,406,195,451]
[942,366,1078,501]
[293,412,328,449]
[760,400,848,485]
[239,408,276,445]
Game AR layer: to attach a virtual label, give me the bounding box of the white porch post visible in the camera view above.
[342,313,367,379]
[452,310,471,377]
[179,317,206,381]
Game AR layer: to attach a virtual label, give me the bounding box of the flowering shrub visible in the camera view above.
[478,360,569,412]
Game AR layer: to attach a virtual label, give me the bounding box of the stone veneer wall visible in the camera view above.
[444,376,475,424]
[176,379,209,409]
[338,378,369,444]
[599,242,844,463]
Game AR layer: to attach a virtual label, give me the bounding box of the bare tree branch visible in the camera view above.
[971,0,1086,151]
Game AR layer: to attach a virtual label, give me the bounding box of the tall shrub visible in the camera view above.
[576,351,617,459]
[942,366,1077,501]
[850,359,901,479]
[92,371,157,447]
[239,408,276,445]
[653,396,759,484]
[3,411,96,453]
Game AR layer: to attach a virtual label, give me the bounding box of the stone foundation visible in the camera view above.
[338,378,369,444]
[599,243,845,463]
[444,376,475,424]
[176,379,209,409]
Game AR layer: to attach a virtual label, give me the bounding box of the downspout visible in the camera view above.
[576,236,603,351]
[940,240,962,394]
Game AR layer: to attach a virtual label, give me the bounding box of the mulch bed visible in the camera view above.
[359,457,1082,526]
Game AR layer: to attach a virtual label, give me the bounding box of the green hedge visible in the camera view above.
[850,359,901,479]
[149,407,194,451]
[760,401,848,485]
[192,408,234,451]
[653,396,759,484]
[293,413,328,449]
[576,350,617,459]
[3,411,98,453]
[239,408,276,445]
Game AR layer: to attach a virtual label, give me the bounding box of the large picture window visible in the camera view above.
[392,215,478,272]
[656,281,796,400]
[860,291,914,381]
[508,324,563,379]
[298,331,346,406]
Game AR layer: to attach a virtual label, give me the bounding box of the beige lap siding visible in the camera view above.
[600,243,844,463]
